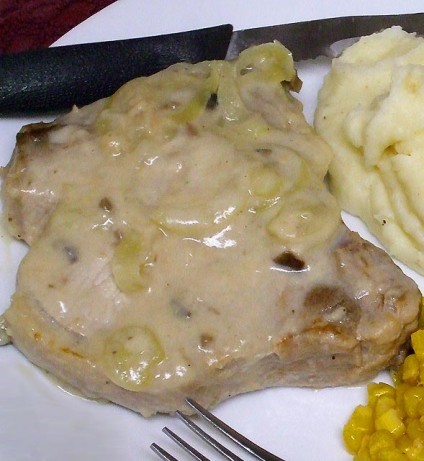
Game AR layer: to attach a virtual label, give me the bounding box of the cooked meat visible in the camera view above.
[1,43,420,416]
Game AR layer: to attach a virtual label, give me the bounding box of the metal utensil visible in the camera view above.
[0,12,422,114]
[151,398,284,461]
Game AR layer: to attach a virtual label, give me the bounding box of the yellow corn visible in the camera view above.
[396,384,409,418]
[403,355,420,385]
[369,430,396,457]
[369,383,397,408]
[406,419,424,440]
[408,439,424,460]
[404,387,424,419]
[344,405,374,454]
[376,408,406,438]
[419,363,424,386]
[354,448,373,460]
[374,447,408,460]
[397,434,413,453]
[417,401,424,417]
[375,397,397,419]
[343,328,424,461]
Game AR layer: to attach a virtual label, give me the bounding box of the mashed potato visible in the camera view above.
[315,27,424,274]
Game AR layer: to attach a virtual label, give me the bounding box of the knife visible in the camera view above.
[1,12,423,115]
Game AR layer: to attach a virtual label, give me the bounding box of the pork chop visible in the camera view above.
[1,43,420,416]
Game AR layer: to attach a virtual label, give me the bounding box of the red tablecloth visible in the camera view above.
[0,0,117,55]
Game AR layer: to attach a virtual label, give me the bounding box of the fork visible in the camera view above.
[150,398,285,461]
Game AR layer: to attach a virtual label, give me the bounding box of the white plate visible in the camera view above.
[1,1,424,460]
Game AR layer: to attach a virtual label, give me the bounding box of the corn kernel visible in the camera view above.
[344,405,374,454]
[374,447,408,461]
[397,434,413,453]
[375,397,397,419]
[418,401,424,418]
[408,439,424,460]
[354,448,372,461]
[406,418,424,440]
[344,328,424,461]
[375,408,406,438]
[396,384,409,418]
[404,387,424,418]
[369,383,397,408]
[403,355,420,385]
[369,430,396,458]
[354,451,372,461]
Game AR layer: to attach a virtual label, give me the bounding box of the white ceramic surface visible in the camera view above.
[1,2,424,460]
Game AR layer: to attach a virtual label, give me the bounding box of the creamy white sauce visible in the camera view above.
[7,44,341,393]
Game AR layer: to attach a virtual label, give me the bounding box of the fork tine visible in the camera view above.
[185,398,286,461]
[150,442,181,461]
[176,410,244,461]
[162,426,211,461]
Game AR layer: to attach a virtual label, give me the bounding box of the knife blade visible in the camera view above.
[1,12,423,115]
[226,12,424,61]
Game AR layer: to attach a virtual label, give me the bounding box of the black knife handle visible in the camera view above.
[0,24,233,115]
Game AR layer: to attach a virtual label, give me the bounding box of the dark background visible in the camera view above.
[0,0,117,55]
